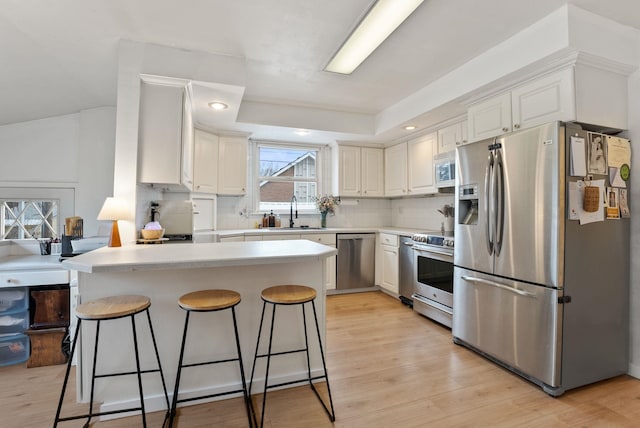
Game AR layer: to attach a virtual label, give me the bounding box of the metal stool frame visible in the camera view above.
[249,297,335,428]
[54,308,170,428]
[168,301,254,427]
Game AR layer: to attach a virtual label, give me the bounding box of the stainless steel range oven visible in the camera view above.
[411,234,454,328]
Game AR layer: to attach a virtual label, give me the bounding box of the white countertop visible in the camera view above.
[199,226,430,239]
[0,254,66,271]
[62,240,338,274]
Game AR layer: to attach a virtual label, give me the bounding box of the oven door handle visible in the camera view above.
[461,275,537,298]
[413,246,453,258]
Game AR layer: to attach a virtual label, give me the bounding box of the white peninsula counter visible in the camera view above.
[62,240,337,417]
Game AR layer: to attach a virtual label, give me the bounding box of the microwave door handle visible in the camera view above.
[484,151,494,256]
[494,149,505,256]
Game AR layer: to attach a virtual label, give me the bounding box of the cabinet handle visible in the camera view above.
[502,127,509,132]
[514,123,520,129]
[363,190,367,194]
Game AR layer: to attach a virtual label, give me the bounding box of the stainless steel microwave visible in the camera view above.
[434,152,455,188]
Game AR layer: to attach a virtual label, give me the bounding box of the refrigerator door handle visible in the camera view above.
[484,152,494,256]
[495,149,505,256]
[461,275,537,298]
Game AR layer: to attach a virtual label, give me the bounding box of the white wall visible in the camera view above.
[0,107,116,237]
[391,194,455,232]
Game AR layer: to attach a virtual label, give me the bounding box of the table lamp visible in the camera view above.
[97,197,129,247]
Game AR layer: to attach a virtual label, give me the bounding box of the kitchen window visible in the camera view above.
[252,141,328,213]
[0,188,74,240]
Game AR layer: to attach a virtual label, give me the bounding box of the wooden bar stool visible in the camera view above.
[54,295,170,428]
[168,290,254,427]
[249,285,335,428]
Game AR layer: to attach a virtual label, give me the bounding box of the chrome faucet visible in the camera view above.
[289,195,298,228]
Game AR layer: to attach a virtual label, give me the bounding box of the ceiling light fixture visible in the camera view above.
[208,101,228,110]
[404,125,417,131]
[295,129,310,136]
[324,0,424,75]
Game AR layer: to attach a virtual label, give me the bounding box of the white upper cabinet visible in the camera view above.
[407,132,436,195]
[437,119,468,153]
[360,148,384,197]
[217,136,247,195]
[138,77,195,191]
[337,146,383,197]
[467,65,628,143]
[193,129,219,194]
[384,142,408,197]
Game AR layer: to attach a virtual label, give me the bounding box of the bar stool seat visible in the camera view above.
[54,295,170,428]
[169,289,254,427]
[250,284,335,428]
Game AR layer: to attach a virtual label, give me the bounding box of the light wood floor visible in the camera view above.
[3,291,640,427]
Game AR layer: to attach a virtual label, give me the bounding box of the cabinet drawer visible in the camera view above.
[0,309,29,335]
[0,270,69,287]
[0,333,29,367]
[0,288,28,312]
[379,233,398,247]
[302,234,336,246]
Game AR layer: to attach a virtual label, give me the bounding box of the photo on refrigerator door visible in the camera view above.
[607,187,620,219]
[587,132,607,175]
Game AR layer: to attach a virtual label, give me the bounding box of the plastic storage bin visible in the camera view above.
[0,333,30,367]
[0,288,28,312]
[0,309,29,335]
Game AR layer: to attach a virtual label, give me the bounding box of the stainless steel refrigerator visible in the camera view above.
[453,121,629,396]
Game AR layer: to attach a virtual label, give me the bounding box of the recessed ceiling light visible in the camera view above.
[324,0,424,74]
[295,129,310,136]
[404,125,417,131]
[208,101,228,110]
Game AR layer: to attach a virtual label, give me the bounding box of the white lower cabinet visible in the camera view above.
[219,236,244,242]
[377,233,399,294]
[302,233,337,290]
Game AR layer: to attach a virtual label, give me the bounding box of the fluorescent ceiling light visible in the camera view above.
[403,125,417,131]
[295,129,310,136]
[208,101,228,110]
[324,0,424,75]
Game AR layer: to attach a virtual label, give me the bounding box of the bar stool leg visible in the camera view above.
[231,306,256,428]
[259,303,277,428]
[169,310,191,427]
[145,309,171,418]
[130,314,147,428]
[53,318,82,428]
[249,300,267,397]
[85,319,102,427]
[302,304,312,385]
[311,300,335,422]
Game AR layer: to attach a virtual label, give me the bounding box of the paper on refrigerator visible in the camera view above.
[607,136,631,187]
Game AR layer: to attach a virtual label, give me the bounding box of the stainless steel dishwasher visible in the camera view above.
[336,233,375,290]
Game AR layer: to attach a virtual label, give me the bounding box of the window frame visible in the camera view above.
[251,140,328,214]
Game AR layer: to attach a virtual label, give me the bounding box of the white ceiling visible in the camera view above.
[1,0,640,144]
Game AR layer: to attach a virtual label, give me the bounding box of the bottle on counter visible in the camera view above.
[262,213,268,228]
[268,210,275,227]
[275,214,281,228]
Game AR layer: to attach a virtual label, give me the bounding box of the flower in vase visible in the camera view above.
[314,195,340,214]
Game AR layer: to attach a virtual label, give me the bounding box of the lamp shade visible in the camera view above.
[97,197,129,221]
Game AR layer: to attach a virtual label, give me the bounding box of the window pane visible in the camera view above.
[1,199,59,240]
[259,147,316,178]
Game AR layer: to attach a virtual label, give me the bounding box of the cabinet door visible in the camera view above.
[381,245,399,293]
[384,143,408,197]
[193,129,219,194]
[193,198,215,231]
[437,122,461,154]
[468,92,512,142]
[361,147,384,197]
[326,253,336,290]
[30,288,70,329]
[338,146,361,197]
[138,82,185,185]
[511,67,575,131]
[218,136,247,195]
[181,89,194,191]
[408,133,436,195]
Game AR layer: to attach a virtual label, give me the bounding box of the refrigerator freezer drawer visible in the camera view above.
[452,267,562,388]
